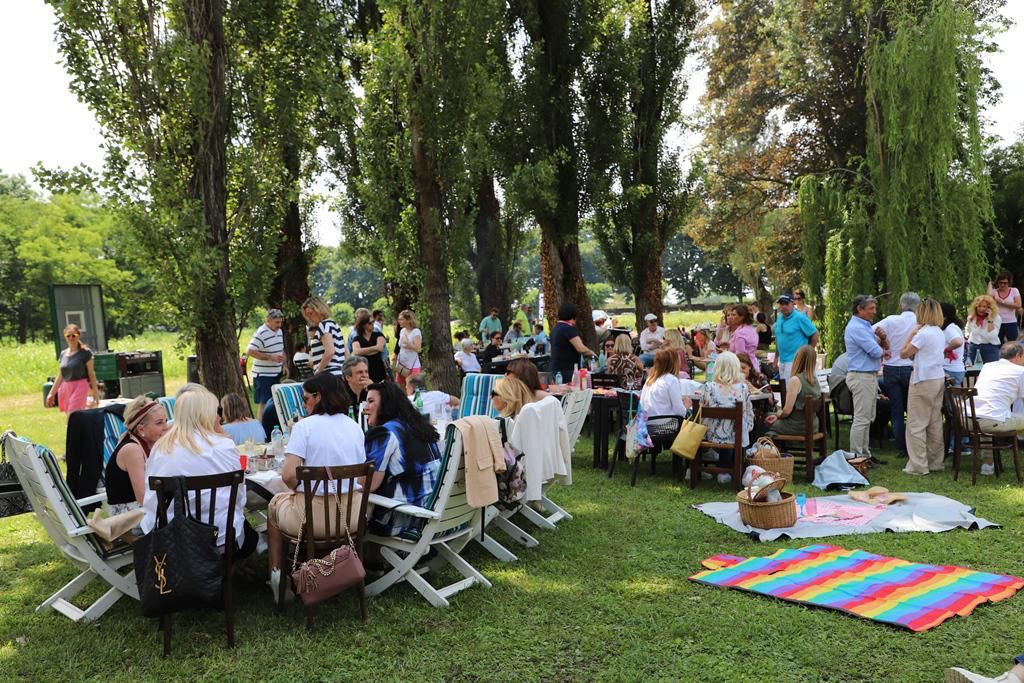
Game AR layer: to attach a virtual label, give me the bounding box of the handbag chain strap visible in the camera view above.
[290,467,358,576]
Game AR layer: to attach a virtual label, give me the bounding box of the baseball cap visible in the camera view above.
[776,295,793,305]
[643,313,658,322]
[267,308,284,319]
[592,309,608,322]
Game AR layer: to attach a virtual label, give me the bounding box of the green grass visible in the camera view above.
[2,390,1023,681]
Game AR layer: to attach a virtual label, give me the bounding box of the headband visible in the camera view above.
[125,400,159,432]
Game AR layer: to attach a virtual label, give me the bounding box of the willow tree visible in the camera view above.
[49,0,249,396]
[799,0,993,359]
[583,0,700,323]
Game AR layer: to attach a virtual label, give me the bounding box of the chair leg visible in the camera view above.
[689,454,700,489]
[306,603,315,631]
[630,454,640,487]
[805,441,814,484]
[277,540,289,613]
[225,563,235,648]
[650,451,657,474]
[608,441,621,478]
[971,436,979,486]
[952,435,961,481]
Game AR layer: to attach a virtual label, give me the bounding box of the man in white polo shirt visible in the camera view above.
[247,308,287,419]
[973,341,1024,475]
[639,313,665,367]
[873,291,920,457]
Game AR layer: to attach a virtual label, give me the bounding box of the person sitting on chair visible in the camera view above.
[697,351,753,484]
[506,358,550,401]
[220,393,267,445]
[969,341,1024,476]
[105,396,171,517]
[766,345,821,437]
[455,338,482,374]
[404,375,460,417]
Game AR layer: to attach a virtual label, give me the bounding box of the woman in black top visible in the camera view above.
[351,309,389,382]
[549,302,597,381]
[483,331,504,362]
[755,311,773,350]
[104,396,170,514]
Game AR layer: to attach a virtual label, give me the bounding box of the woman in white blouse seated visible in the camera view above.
[141,388,258,556]
[454,338,482,373]
[639,348,689,418]
[266,372,366,602]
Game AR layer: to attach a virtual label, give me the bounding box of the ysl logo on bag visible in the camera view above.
[153,554,171,595]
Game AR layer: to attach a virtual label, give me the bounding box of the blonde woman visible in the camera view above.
[490,376,535,420]
[900,299,947,475]
[46,323,100,414]
[395,309,422,387]
[607,333,645,390]
[766,345,821,437]
[141,389,258,557]
[965,294,1001,364]
[698,351,754,483]
[663,329,691,379]
[104,396,170,515]
[301,296,345,376]
[220,392,266,445]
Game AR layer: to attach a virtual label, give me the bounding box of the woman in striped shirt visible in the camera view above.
[301,296,346,376]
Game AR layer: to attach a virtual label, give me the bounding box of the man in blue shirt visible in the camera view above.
[844,295,889,457]
[774,294,819,380]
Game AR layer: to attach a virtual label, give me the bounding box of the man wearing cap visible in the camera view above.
[773,294,819,380]
[247,308,287,419]
[873,291,921,457]
[639,313,666,367]
[844,295,889,458]
[593,309,612,347]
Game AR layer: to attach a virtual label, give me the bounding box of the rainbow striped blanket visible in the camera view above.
[691,544,1023,632]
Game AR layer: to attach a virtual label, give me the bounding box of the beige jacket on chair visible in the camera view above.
[454,416,506,508]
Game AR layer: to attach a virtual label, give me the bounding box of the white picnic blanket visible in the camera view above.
[693,492,999,542]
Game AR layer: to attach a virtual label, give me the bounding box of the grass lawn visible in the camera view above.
[2,337,1023,681]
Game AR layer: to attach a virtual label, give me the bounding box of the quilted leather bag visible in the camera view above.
[0,432,31,517]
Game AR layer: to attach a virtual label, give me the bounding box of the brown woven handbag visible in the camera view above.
[289,474,365,606]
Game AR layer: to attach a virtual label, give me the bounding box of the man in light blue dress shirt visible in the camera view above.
[844,295,889,456]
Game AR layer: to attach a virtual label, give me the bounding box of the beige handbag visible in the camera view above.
[671,405,707,460]
[88,508,145,546]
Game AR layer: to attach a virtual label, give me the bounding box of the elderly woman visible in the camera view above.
[455,338,482,374]
[104,396,171,516]
[698,351,754,484]
[301,296,346,376]
[364,381,442,538]
[142,389,259,558]
[506,358,549,401]
[220,393,266,445]
[965,294,1001,364]
[607,333,645,391]
[46,324,101,414]
[395,309,423,386]
[266,372,366,601]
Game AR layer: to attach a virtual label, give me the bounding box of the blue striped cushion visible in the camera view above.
[457,374,502,419]
[272,383,306,426]
[102,412,126,464]
[157,396,176,422]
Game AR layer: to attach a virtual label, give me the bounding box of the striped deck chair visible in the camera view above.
[1,431,138,622]
[457,373,502,419]
[157,396,176,423]
[101,411,126,465]
[271,382,306,428]
[365,425,493,607]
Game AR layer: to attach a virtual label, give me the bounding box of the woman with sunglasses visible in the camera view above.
[792,288,815,321]
[266,372,365,602]
[46,324,100,414]
[483,330,504,363]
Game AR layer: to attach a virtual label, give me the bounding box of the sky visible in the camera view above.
[2,1,1023,247]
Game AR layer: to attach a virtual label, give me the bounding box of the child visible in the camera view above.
[293,341,311,370]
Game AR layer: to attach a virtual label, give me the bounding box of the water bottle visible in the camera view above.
[973,349,982,368]
[271,426,283,457]
[554,371,563,386]
[598,350,606,370]
[414,388,424,413]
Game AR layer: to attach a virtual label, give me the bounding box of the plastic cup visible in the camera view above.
[239,454,248,472]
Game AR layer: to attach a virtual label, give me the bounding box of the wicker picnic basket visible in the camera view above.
[736,479,797,529]
[746,437,794,482]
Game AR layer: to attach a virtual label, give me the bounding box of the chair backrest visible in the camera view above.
[420,427,476,539]
[294,463,374,555]
[947,387,979,436]
[616,390,640,421]
[561,389,593,450]
[458,373,502,419]
[802,397,827,435]
[158,396,176,423]
[699,402,745,449]
[102,411,127,465]
[149,472,244,560]
[590,372,618,389]
[2,432,98,555]
[271,383,307,428]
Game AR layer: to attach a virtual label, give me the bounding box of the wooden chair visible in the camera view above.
[590,372,619,389]
[365,426,492,607]
[946,387,1022,485]
[772,398,828,483]
[689,402,745,490]
[278,463,374,629]
[1,431,139,622]
[271,382,306,428]
[148,471,245,656]
[608,391,684,486]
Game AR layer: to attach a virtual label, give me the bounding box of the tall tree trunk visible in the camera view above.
[184,0,245,397]
[633,250,665,326]
[267,137,310,378]
[410,110,459,396]
[474,173,511,321]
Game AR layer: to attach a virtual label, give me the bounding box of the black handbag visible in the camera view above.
[0,433,31,518]
[133,477,224,618]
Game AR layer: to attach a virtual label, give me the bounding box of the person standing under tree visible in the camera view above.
[773,295,819,381]
[247,308,287,419]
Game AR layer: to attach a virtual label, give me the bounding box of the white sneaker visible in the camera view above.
[945,667,1022,683]
[980,463,995,476]
[717,473,732,485]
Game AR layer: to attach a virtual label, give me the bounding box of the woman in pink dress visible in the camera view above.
[720,304,761,375]
[46,324,100,415]
[988,270,1022,343]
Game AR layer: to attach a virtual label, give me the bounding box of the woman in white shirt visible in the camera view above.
[395,308,423,388]
[266,372,366,602]
[900,299,947,475]
[141,388,257,554]
[454,338,482,373]
[940,303,966,386]
[640,348,689,418]
[965,294,1001,364]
